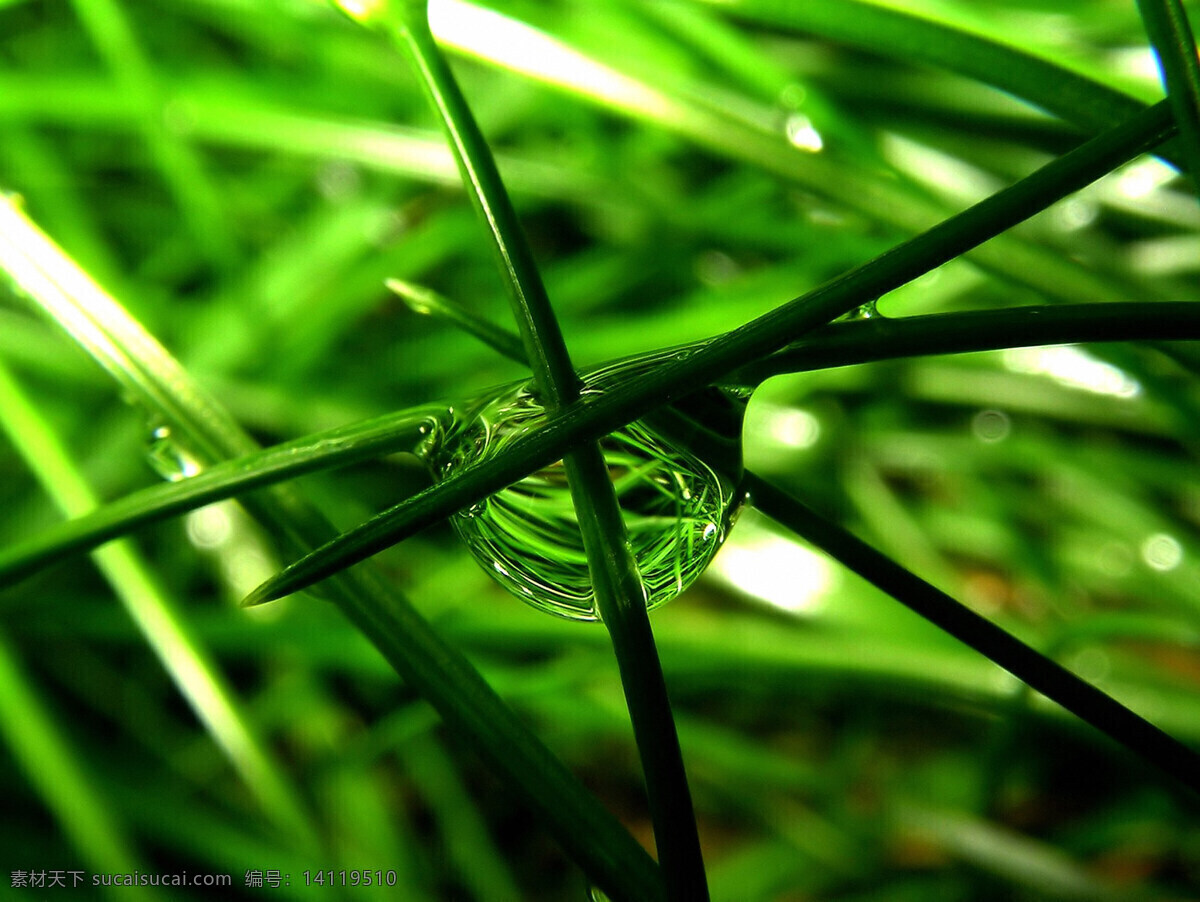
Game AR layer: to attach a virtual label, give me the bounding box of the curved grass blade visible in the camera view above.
[430,0,1158,308]
[6,302,1200,591]
[697,0,1182,166]
[386,278,526,362]
[373,3,707,895]
[742,473,1200,797]
[0,404,447,588]
[740,302,1200,383]
[0,194,666,901]
[0,355,321,853]
[1135,0,1200,191]
[0,627,148,900]
[244,100,1176,605]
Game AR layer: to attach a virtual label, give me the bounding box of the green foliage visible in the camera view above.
[2,1,1200,900]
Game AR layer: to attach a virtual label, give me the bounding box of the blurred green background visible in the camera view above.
[2,0,1200,899]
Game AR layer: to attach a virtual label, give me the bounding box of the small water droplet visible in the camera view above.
[411,412,453,463]
[1142,533,1182,572]
[836,299,881,322]
[694,249,740,286]
[428,367,744,622]
[779,83,807,110]
[784,112,824,152]
[723,384,754,401]
[145,423,202,482]
[971,409,1011,443]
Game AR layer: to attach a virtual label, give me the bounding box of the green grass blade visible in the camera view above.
[0,628,146,900]
[740,302,1200,382]
[698,0,1178,162]
[0,194,665,901]
[1135,0,1200,191]
[7,301,1199,591]
[243,100,1175,604]
[0,356,321,853]
[0,405,445,588]
[69,0,236,266]
[430,1,1155,307]
[378,2,580,405]
[386,278,526,362]
[743,473,1200,796]
[373,3,707,895]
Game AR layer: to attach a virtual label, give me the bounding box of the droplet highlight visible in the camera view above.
[836,299,881,322]
[145,423,202,482]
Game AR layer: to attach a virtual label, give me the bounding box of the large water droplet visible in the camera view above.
[426,366,744,622]
[145,423,202,482]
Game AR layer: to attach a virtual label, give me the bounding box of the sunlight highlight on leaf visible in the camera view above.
[430,0,687,124]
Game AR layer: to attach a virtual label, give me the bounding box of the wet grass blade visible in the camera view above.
[0,355,321,853]
[243,101,1176,604]
[373,3,707,896]
[7,302,1200,591]
[0,405,446,588]
[700,0,1181,164]
[0,192,665,901]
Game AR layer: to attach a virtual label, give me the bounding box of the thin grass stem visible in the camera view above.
[0,355,322,853]
[244,101,1176,604]
[0,626,147,899]
[0,191,665,902]
[8,303,1200,592]
[386,278,526,361]
[377,3,707,895]
[743,473,1200,796]
[1135,0,1200,192]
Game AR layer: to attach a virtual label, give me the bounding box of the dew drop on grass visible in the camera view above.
[837,299,881,321]
[145,423,202,481]
[423,360,744,622]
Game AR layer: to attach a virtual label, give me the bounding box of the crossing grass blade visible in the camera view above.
[0,191,664,902]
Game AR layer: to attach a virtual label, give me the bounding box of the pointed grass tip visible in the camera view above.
[239,577,290,608]
[384,278,437,315]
